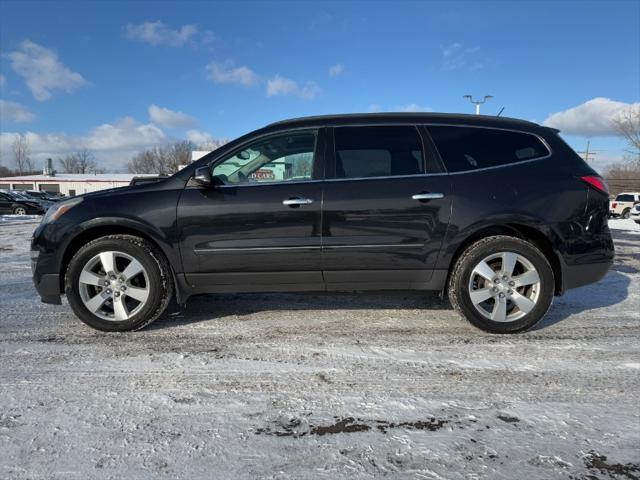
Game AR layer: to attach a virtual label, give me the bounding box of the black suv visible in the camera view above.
[31,113,613,333]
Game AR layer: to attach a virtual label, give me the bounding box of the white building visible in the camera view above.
[0,173,157,197]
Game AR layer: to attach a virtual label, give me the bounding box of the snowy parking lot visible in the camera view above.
[1,217,638,479]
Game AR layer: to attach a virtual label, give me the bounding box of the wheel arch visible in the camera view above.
[445,223,563,295]
[59,219,184,303]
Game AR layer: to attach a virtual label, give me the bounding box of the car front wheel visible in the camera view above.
[65,235,173,331]
[13,206,27,215]
[448,235,554,333]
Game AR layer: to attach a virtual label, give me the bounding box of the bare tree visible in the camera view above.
[58,155,78,173]
[127,141,197,174]
[612,105,640,166]
[197,138,228,152]
[12,133,32,175]
[0,164,12,177]
[58,149,99,174]
[73,149,98,174]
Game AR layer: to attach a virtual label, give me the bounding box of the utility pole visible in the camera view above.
[578,140,598,162]
[463,95,493,115]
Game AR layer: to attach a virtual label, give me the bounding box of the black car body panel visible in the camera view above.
[31,113,613,306]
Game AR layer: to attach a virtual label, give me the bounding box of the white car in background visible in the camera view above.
[609,192,640,219]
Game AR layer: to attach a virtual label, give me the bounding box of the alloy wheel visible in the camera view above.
[78,251,150,321]
[468,251,541,322]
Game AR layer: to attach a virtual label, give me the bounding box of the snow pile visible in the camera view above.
[0,215,42,224]
[609,218,640,232]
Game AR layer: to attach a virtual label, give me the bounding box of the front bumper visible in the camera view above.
[31,245,62,305]
[34,272,62,305]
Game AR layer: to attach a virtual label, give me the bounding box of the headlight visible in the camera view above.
[41,197,83,224]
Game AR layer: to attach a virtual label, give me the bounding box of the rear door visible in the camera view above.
[177,128,326,291]
[321,125,451,289]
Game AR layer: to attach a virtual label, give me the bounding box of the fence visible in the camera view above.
[605,177,640,196]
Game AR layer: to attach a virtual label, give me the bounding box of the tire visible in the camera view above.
[448,235,554,334]
[622,208,631,219]
[65,235,173,331]
[13,206,27,215]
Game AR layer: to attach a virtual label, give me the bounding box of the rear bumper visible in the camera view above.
[561,260,612,292]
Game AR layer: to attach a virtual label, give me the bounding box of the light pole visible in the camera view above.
[463,95,493,115]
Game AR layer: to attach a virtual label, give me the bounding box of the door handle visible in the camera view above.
[282,197,314,206]
[412,192,444,201]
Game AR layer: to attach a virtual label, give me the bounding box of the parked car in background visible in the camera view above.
[129,175,169,186]
[609,192,640,218]
[25,190,64,202]
[630,204,640,224]
[16,191,55,210]
[0,190,46,215]
[31,113,613,334]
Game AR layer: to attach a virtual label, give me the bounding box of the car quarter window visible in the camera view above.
[333,126,425,179]
[427,126,549,172]
[212,131,317,185]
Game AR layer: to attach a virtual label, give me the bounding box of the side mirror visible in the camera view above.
[193,166,212,186]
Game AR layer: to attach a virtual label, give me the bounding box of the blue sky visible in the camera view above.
[0,0,638,172]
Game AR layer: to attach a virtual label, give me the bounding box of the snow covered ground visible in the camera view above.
[0,218,638,479]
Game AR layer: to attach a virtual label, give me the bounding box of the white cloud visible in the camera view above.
[185,129,213,145]
[266,75,320,100]
[395,103,433,112]
[205,61,259,86]
[148,104,197,128]
[0,117,167,170]
[328,63,344,77]
[441,42,482,71]
[8,40,87,101]
[543,98,640,136]
[125,21,198,47]
[86,117,166,152]
[0,99,36,123]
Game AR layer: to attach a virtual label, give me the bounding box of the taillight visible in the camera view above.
[611,202,617,208]
[580,175,609,195]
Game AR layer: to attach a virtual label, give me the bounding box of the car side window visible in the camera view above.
[333,126,425,179]
[212,131,317,185]
[427,126,549,172]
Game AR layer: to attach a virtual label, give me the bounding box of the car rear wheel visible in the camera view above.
[65,235,173,331]
[622,208,631,219]
[13,206,27,215]
[448,235,554,333]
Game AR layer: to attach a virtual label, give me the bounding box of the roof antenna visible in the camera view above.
[497,107,505,117]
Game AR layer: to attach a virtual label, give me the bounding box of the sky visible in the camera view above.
[0,0,638,173]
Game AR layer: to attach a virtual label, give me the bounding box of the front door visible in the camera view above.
[177,129,325,291]
[322,125,451,289]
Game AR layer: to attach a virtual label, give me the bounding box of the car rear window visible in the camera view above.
[427,126,549,172]
[333,126,425,179]
[615,194,635,202]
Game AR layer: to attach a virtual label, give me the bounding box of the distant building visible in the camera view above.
[191,151,211,162]
[0,173,158,196]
